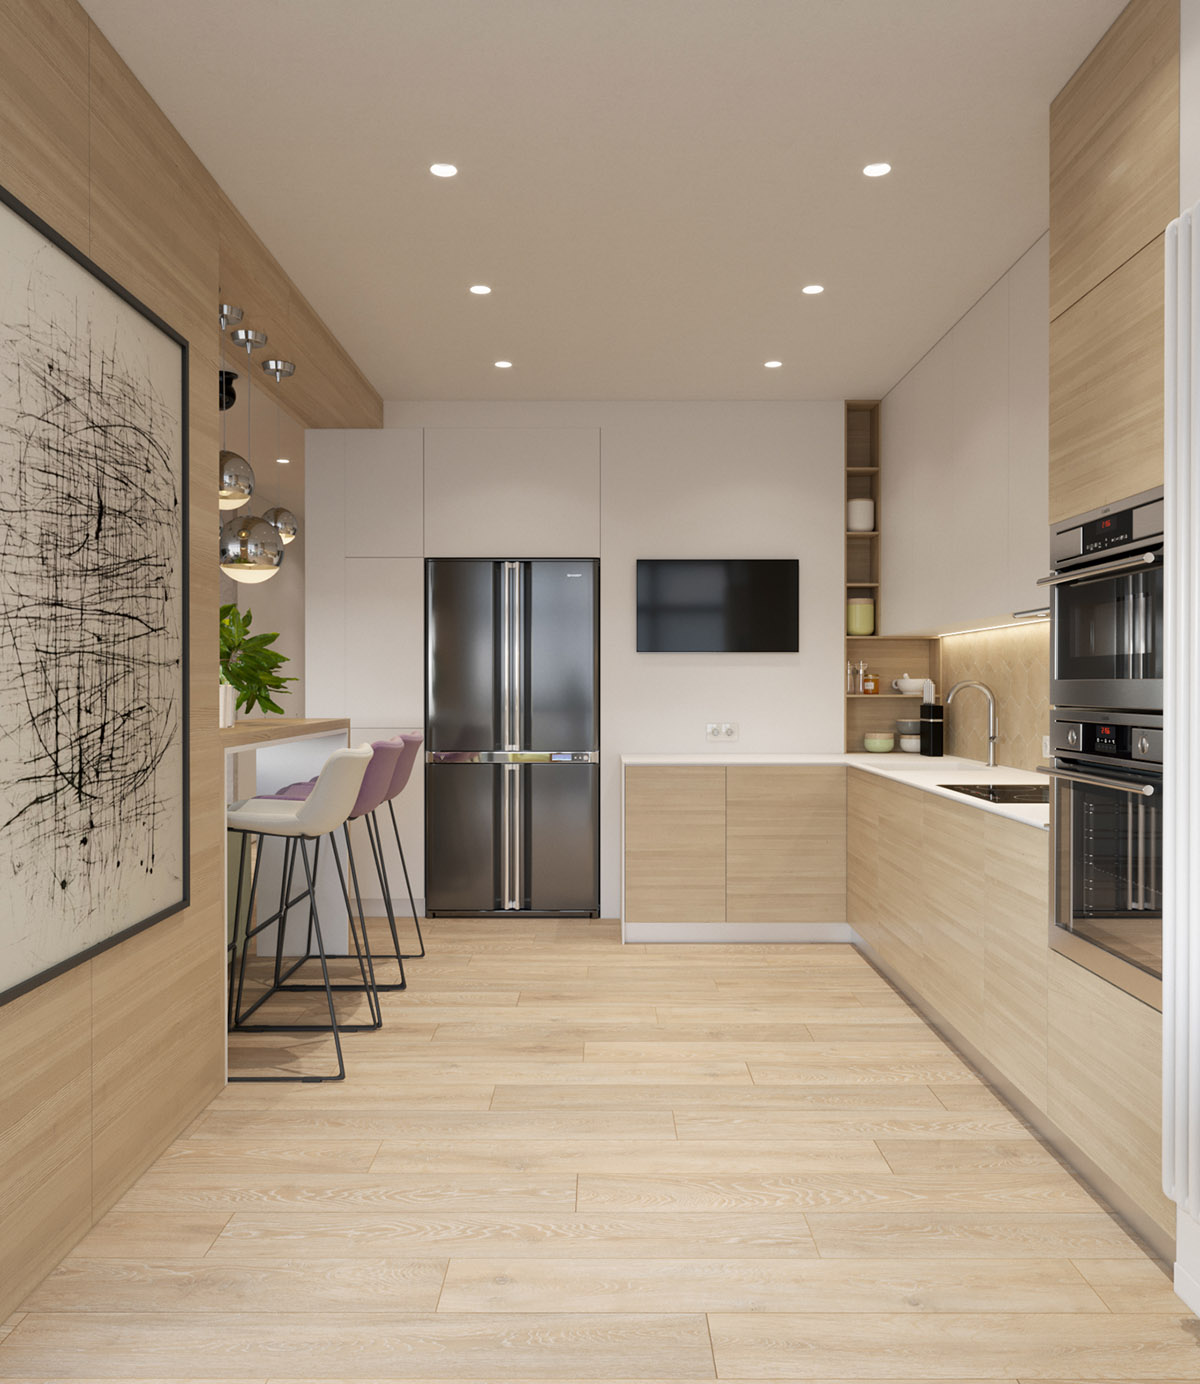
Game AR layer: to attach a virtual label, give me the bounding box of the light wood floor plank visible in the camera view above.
[1073,1257,1182,1311]
[204,1212,820,1260]
[489,1083,950,1109]
[806,1212,1152,1258]
[185,1111,678,1142]
[0,1312,718,1378]
[674,1108,1030,1141]
[21,1259,448,1313]
[577,1169,1100,1213]
[437,1256,1107,1314]
[707,1311,1200,1379]
[368,1139,891,1176]
[113,1173,579,1213]
[876,1139,1065,1174]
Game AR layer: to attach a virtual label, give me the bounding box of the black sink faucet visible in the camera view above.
[945,680,998,768]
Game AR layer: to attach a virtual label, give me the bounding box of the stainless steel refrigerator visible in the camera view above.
[424,558,599,916]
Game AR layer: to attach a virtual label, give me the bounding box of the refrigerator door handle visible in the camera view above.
[513,561,524,752]
[500,762,511,908]
[500,562,513,751]
[513,764,523,909]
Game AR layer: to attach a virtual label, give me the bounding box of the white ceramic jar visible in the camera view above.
[847,498,875,532]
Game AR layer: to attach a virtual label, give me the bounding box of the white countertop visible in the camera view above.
[620,752,1050,830]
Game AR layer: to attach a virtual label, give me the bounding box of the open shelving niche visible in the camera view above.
[843,400,940,753]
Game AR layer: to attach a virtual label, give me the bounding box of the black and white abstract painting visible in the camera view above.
[0,186,189,1005]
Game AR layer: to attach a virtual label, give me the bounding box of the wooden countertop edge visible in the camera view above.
[217,716,351,750]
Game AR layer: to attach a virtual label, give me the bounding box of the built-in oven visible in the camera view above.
[1039,487,1163,712]
[1040,710,1162,1010]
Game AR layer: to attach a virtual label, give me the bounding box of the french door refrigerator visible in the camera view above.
[425,558,599,916]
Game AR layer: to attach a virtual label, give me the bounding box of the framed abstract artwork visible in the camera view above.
[0,183,189,1006]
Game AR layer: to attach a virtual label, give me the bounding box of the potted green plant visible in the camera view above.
[219,603,295,720]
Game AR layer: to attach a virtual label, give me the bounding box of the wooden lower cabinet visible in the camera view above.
[1047,952,1174,1240]
[623,765,847,925]
[726,766,846,923]
[623,766,726,923]
[849,767,1168,1245]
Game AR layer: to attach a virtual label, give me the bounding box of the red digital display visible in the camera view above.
[1101,726,1112,735]
[1101,518,1112,529]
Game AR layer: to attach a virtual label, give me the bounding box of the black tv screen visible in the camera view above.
[636,559,799,653]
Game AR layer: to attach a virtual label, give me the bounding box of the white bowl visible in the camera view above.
[899,734,921,753]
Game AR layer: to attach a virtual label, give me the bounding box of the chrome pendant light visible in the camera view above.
[262,358,295,383]
[263,506,298,544]
[219,513,283,583]
[218,449,254,509]
[231,327,268,354]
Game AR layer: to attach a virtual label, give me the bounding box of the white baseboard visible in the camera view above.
[622,921,856,943]
[1175,1259,1200,1315]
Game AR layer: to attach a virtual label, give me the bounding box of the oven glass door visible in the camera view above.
[1051,765,1162,1000]
[1051,564,1162,708]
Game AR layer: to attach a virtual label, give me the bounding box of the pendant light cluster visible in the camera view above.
[217,304,299,584]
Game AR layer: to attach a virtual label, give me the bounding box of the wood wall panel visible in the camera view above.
[1046,951,1173,1239]
[0,0,90,249]
[624,767,726,923]
[0,0,380,1322]
[1048,235,1165,522]
[1049,0,1179,320]
[219,205,383,430]
[726,767,846,923]
[0,965,92,1317]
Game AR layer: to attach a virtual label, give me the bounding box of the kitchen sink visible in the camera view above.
[940,783,1050,805]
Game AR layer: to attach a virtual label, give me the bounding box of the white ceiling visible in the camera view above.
[84,0,1124,402]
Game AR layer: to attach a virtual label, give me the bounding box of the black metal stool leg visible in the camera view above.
[387,797,425,958]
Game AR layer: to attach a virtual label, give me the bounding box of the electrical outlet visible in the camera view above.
[723,721,739,741]
[706,722,739,741]
[706,722,722,741]
[1042,734,1051,758]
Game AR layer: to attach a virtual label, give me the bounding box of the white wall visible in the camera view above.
[880,234,1049,635]
[1183,0,1200,214]
[307,402,845,917]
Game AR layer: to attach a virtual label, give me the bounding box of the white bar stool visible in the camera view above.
[226,744,373,1083]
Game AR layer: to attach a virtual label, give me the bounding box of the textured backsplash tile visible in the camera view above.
[938,622,1050,772]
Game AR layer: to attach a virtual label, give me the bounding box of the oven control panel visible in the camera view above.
[1052,714,1162,765]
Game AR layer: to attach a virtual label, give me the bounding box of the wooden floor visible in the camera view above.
[3,917,1198,1381]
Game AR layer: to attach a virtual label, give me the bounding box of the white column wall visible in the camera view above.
[879,234,1050,635]
[307,401,845,919]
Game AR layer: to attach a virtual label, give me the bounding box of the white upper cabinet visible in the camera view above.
[880,235,1049,635]
[345,428,424,558]
[424,427,600,557]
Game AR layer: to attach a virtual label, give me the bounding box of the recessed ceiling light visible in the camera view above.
[470,285,492,295]
[764,360,783,369]
[276,457,290,465]
[494,360,513,369]
[863,162,891,177]
[430,163,458,177]
[802,284,824,295]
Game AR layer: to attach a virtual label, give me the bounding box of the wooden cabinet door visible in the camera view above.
[623,766,725,923]
[1049,0,1178,320]
[725,767,846,923]
[1049,235,1165,523]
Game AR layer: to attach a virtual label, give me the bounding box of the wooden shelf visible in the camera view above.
[846,582,880,589]
[846,530,879,537]
[846,693,923,699]
[846,466,880,474]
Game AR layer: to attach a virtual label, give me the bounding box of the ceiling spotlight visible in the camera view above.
[261,358,295,382]
[470,285,492,295]
[764,361,783,369]
[218,303,243,331]
[430,163,458,177]
[802,284,824,295]
[494,360,512,369]
[863,162,892,177]
[231,327,267,354]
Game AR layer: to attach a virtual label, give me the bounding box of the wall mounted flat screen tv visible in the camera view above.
[636,559,799,653]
